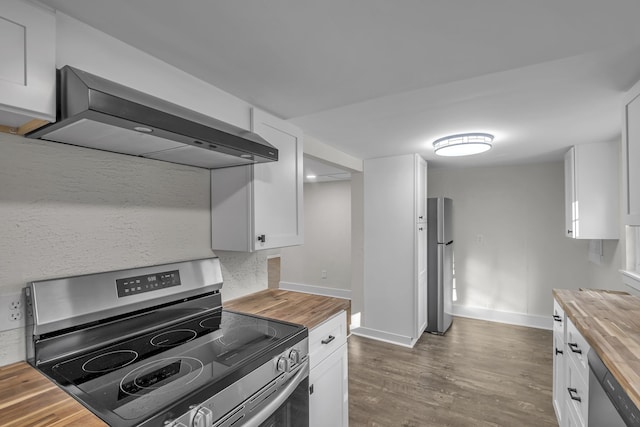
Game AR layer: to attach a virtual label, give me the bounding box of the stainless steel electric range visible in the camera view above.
[25,258,309,427]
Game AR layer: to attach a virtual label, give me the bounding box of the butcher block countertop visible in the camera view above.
[225,288,351,330]
[0,362,106,426]
[553,288,640,410]
[0,289,348,426]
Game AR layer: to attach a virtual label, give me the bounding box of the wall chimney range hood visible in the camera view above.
[26,66,278,169]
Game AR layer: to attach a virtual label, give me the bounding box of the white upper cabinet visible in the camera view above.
[211,108,303,252]
[564,141,619,239]
[623,78,640,225]
[416,156,427,223]
[0,0,55,132]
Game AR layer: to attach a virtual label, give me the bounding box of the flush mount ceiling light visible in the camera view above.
[433,133,494,157]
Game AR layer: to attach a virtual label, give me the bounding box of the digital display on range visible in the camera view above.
[116,270,181,297]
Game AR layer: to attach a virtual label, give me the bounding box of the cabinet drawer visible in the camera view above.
[566,317,590,383]
[565,354,589,426]
[309,311,347,369]
[553,299,565,336]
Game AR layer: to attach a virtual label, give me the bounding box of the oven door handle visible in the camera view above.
[242,359,309,427]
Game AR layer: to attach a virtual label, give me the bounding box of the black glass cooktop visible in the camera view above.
[37,309,304,425]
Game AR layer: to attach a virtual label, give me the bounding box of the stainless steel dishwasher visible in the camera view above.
[588,349,640,426]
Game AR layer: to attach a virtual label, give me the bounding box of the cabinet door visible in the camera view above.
[564,148,576,238]
[564,142,619,239]
[252,109,304,250]
[0,0,55,126]
[552,332,565,425]
[416,223,427,336]
[416,155,427,223]
[624,89,640,224]
[309,343,348,427]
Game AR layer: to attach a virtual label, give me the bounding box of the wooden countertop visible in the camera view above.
[0,289,349,425]
[553,288,640,410]
[0,362,106,426]
[224,289,351,330]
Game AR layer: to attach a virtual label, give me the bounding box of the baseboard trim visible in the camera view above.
[452,305,552,330]
[350,326,416,348]
[279,281,351,300]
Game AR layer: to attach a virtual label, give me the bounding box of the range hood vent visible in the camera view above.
[26,66,278,169]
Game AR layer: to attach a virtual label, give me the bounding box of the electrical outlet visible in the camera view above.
[321,269,327,279]
[0,291,28,332]
[9,311,23,322]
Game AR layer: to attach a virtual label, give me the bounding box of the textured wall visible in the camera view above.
[0,132,268,366]
[428,162,623,319]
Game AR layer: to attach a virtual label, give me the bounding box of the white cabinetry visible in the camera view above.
[564,141,619,239]
[552,299,566,425]
[0,0,55,132]
[564,317,590,427]
[308,311,348,427]
[211,108,303,251]
[361,154,427,346]
[553,297,591,427]
[623,78,640,225]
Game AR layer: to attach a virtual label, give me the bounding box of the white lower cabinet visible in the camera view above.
[553,297,591,427]
[308,311,348,427]
[552,299,566,423]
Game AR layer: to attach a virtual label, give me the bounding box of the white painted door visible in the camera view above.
[417,223,427,336]
[553,332,565,425]
[0,0,55,124]
[625,91,640,224]
[564,148,576,238]
[252,109,304,250]
[416,155,427,223]
[309,343,348,427]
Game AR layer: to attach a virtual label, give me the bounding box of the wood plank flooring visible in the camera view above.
[348,317,557,426]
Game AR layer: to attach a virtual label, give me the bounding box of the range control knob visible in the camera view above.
[192,406,212,427]
[276,356,291,373]
[289,348,300,365]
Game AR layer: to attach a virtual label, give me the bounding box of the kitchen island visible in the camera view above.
[0,289,350,426]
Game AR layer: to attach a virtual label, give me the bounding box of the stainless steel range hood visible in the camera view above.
[26,66,278,169]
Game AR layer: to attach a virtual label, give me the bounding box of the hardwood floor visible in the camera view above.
[348,317,557,426]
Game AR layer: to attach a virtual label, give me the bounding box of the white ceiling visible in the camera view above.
[38,0,640,169]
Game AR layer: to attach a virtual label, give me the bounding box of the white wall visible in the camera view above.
[0,125,270,367]
[280,181,351,295]
[428,162,623,327]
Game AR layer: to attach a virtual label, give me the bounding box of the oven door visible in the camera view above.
[257,375,308,427]
[245,360,309,427]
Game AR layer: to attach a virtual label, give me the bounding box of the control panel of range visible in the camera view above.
[116,270,181,297]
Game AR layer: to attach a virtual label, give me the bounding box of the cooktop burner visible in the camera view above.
[82,350,139,373]
[150,329,197,347]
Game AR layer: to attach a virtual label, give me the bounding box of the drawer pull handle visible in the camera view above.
[567,387,581,402]
[552,315,562,322]
[555,348,563,355]
[568,342,582,354]
[321,335,335,345]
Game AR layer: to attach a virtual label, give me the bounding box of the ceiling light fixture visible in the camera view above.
[433,133,493,157]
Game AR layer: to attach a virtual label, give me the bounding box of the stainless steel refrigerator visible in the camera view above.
[426,197,454,334]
